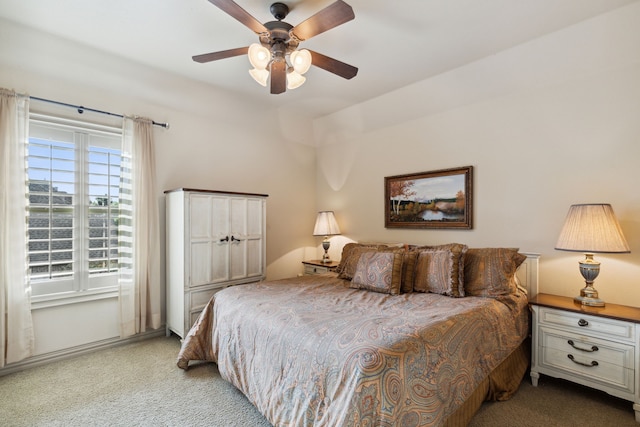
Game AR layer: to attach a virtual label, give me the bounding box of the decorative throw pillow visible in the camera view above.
[350,251,403,295]
[336,243,390,280]
[400,251,418,293]
[411,243,467,297]
[464,248,527,297]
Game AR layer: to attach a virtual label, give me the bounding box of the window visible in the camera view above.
[27,115,122,299]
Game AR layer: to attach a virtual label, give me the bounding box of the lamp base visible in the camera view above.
[575,254,605,307]
[574,286,605,307]
[321,238,331,263]
[574,295,605,307]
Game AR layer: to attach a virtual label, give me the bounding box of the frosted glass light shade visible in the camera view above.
[248,43,271,70]
[249,68,269,87]
[286,70,306,89]
[290,49,312,74]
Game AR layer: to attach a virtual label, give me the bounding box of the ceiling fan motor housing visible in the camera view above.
[261,21,299,53]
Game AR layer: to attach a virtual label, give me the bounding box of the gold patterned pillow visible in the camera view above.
[336,243,390,280]
[464,248,527,297]
[350,251,403,295]
[411,243,467,297]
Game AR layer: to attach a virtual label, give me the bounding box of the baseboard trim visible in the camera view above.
[0,328,167,377]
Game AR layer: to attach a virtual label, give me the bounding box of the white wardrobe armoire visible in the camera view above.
[165,188,267,338]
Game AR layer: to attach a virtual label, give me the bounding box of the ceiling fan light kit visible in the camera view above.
[194,0,358,94]
[286,70,306,90]
[248,67,269,86]
[290,49,312,74]
[248,43,270,69]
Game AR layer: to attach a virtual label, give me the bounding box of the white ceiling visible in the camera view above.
[0,0,637,120]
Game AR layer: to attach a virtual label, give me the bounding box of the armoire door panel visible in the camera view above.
[210,196,230,240]
[190,241,213,286]
[229,198,247,238]
[211,240,230,283]
[189,195,213,239]
[229,240,247,280]
[246,239,263,277]
[246,199,263,236]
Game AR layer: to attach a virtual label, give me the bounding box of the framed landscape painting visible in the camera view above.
[385,166,473,229]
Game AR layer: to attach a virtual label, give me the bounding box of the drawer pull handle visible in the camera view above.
[577,319,589,327]
[567,340,598,352]
[567,354,598,367]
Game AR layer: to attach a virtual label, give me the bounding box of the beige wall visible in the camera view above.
[0,18,319,281]
[0,19,317,356]
[313,3,640,306]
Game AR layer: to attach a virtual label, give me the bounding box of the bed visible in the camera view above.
[177,244,539,426]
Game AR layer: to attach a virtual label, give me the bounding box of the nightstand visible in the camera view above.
[530,293,640,422]
[302,260,340,275]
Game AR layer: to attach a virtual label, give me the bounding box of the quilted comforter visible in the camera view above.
[177,273,529,426]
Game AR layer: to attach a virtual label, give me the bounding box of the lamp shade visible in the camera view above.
[555,204,630,253]
[313,211,341,236]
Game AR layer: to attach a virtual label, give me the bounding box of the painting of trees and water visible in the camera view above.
[385,166,473,229]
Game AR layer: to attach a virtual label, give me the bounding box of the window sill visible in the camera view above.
[31,287,118,310]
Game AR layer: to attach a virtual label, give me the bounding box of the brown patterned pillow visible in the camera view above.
[400,251,418,293]
[336,243,389,280]
[411,243,467,297]
[464,248,527,297]
[350,251,403,295]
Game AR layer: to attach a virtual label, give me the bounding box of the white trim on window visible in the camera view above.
[27,114,122,304]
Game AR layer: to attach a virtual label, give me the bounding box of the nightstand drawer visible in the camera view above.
[539,327,634,393]
[540,326,634,369]
[302,260,339,275]
[304,264,330,275]
[538,306,635,342]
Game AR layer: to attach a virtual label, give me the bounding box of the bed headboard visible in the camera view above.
[516,252,540,299]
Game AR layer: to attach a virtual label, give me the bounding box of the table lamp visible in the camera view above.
[555,203,630,307]
[313,211,341,263]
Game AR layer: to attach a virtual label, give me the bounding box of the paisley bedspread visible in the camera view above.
[177,273,529,427]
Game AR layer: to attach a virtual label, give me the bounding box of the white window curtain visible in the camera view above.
[118,116,161,337]
[0,88,35,366]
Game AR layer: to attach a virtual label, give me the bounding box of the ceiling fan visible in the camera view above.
[193,0,358,94]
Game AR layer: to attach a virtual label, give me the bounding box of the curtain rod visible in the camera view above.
[29,96,169,129]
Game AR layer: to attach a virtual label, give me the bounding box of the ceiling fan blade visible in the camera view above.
[192,47,249,63]
[207,0,268,34]
[308,50,358,80]
[270,61,287,94]
[291,0,354,41]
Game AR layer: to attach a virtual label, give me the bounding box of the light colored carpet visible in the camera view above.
[0,336,636,426]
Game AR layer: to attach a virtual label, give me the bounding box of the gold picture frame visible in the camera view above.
[385,166,473,229]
